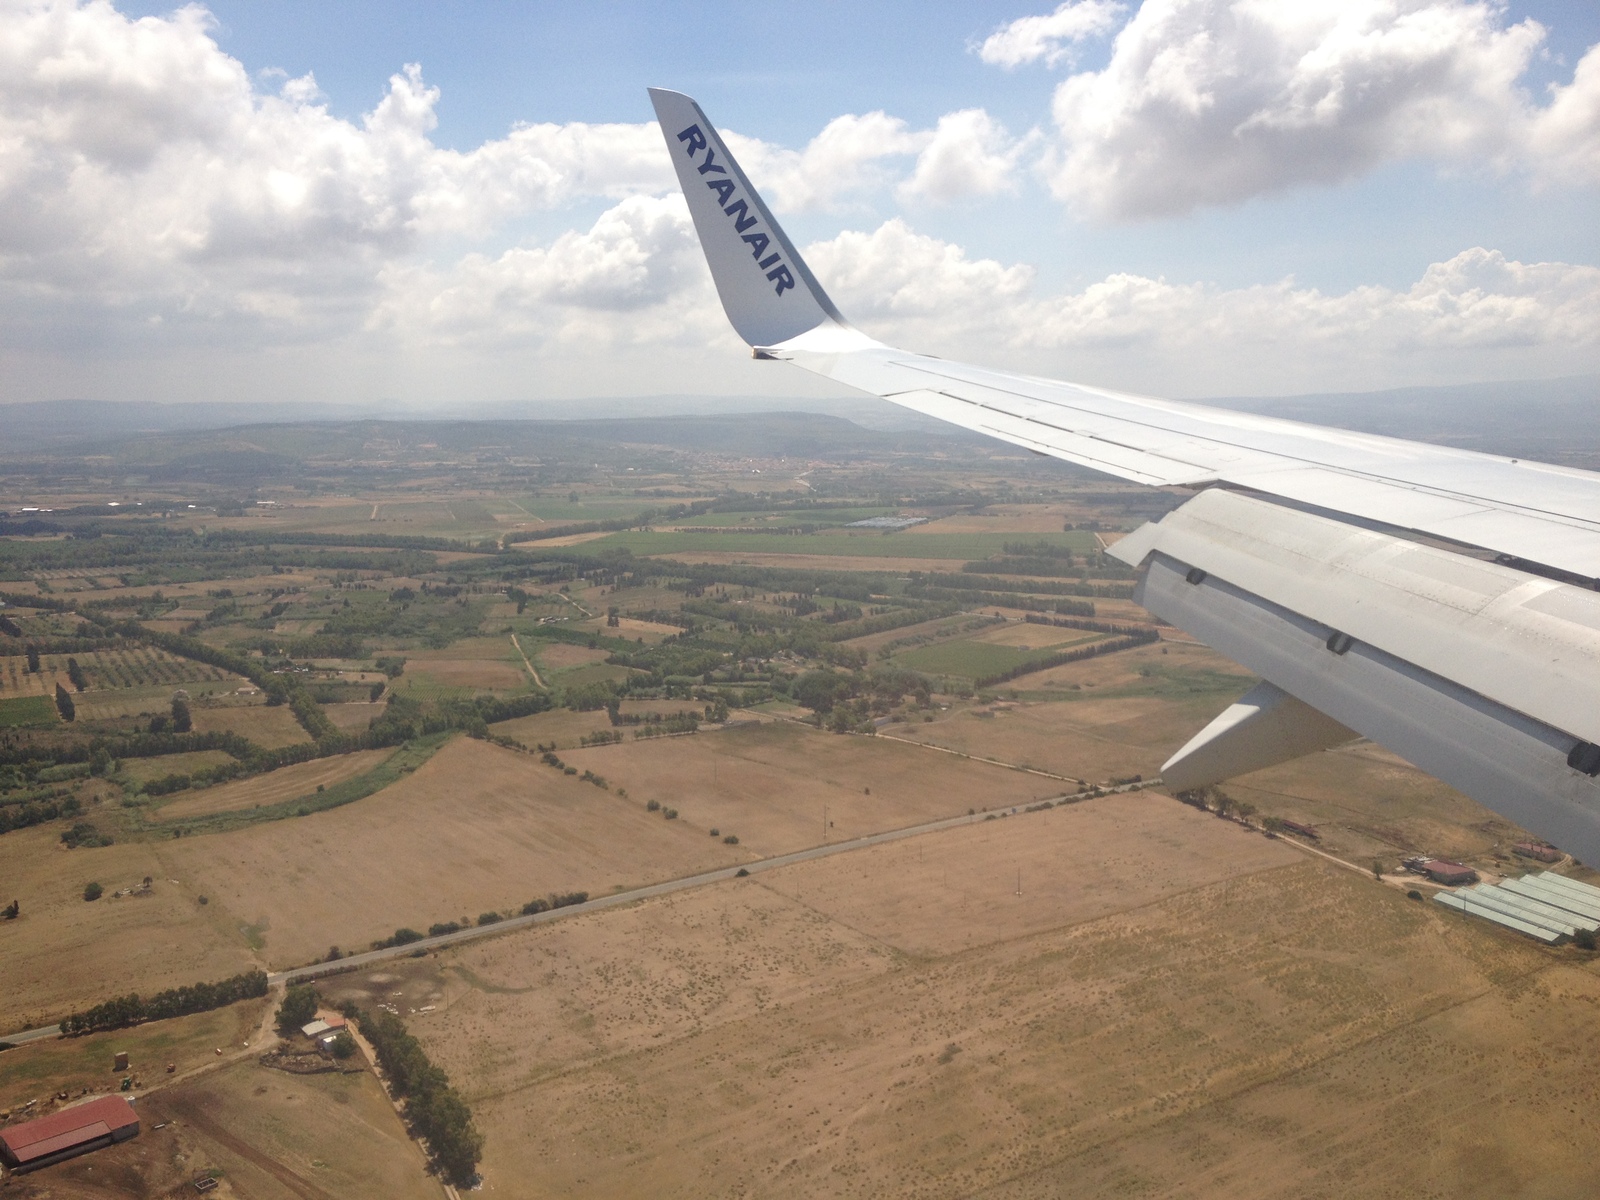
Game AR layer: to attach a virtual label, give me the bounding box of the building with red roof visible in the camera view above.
[0,1095,139,1174]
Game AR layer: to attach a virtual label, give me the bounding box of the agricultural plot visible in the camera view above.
[560,720,1065,857]
[190,700,315,749]
[151,748,395,820]
[893,632,1103,680]
[120,749,238,786]
[156,737,752,969]
[375,799,1600,1199]
[0,694,55,727]
[578,528,1088,560]
[0,995,269,1113]
[0,822,261,1032]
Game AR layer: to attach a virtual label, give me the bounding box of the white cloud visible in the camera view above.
[724,112,926,213]
[1033,0,1600,219]
[799,222,1600,393]
[372,194,725,348]
[897,110,1028,203]
[977,1,1127,69]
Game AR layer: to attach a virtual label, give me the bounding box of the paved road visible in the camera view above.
[277,781,1153,986]
[1,780,1155,1040]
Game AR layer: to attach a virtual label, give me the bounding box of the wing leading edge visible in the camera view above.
[649,88,1600,865]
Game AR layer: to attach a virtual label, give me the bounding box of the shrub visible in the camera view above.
[428,921,463,937]
[277,983,320,1033]
[1407,889,1423,901]
[662,807,678,820]
[646,799,660,812]
[723,834,739,845]
[82,881,103,901]
[519,898,550,916]
[1577,928,1597,951]
[709,828,720,837]
[477,912,502,926]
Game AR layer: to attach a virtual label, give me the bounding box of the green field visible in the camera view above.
[574,529,1095,560]
[0,694,57,726]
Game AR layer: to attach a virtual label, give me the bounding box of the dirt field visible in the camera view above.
[533,643,612,671]
[492,700,712,749]
[349,793,1600,1199]
[0,824,261,1031]
[0,998,269,1112]
[156,737,754,969]
[640,551,973,573]
[892,691,1220,784]
[153,749,394,820]
[191,702,313,749]
[1224,740,1536,868]
[323,699,384,732]
[6,1057,441,1200]
[561,721,1069,855]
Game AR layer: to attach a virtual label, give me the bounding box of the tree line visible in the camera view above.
[59,968,269,1034]
[354,1005,484,1185]
[972,630,1161,688]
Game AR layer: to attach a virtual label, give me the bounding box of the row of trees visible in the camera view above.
[355,1005,484,1185]
[59,969,269,1034]
[972,630,1161,688]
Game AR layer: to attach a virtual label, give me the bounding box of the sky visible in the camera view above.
[2,0,1597,412]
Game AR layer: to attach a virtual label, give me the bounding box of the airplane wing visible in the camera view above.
[649,88,1600,867]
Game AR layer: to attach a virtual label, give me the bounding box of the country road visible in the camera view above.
[0,780,1155,1045]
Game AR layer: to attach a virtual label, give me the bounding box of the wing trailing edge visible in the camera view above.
[650,89,1600,863]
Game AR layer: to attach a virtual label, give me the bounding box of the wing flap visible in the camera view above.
[1111,488,1600,744]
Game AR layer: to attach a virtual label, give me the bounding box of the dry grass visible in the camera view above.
[971,621,1098,649]
[342,794,1600,1199]
[323,699,383,732]
[26,1058,442,1200]
[152,749,393,820]
[0,824,261,1031]
[156,737,750,969]
[535,643,611,671]
[560,721,1066,856]
[190,701,313,749]
[640,550,973,573]
[892,693,1213,783]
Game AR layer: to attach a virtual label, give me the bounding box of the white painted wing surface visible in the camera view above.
[650,88,1600,867]
[767,330,1600,583]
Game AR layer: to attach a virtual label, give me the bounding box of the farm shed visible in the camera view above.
[0,1095,139,1174]
[1421,860,1478,886]
[1431,872,1600,943]
[1513,843,1562,863]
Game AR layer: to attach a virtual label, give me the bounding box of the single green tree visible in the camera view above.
[276,983,320,1033]
[66,657,88,692]
[25,644,40,673]
[55,682,75,722]
[329,1030,357,1059]
[170,696,192,733]
[82,881,103,901]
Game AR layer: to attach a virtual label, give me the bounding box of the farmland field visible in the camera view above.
[151,748,394,820]
[3,407,1593,1195]
[308,790,1600,1199]
[577,528,1091,560]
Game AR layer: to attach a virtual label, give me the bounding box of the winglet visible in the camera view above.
[648,88,850,349]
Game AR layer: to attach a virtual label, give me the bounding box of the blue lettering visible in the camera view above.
[758,253,780,270]
[741,231,770,259]
[676,125,706,156]
[722,198,759,233]
[767,265,795,295]
[696,147,727,176]
[706,178,736,206]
